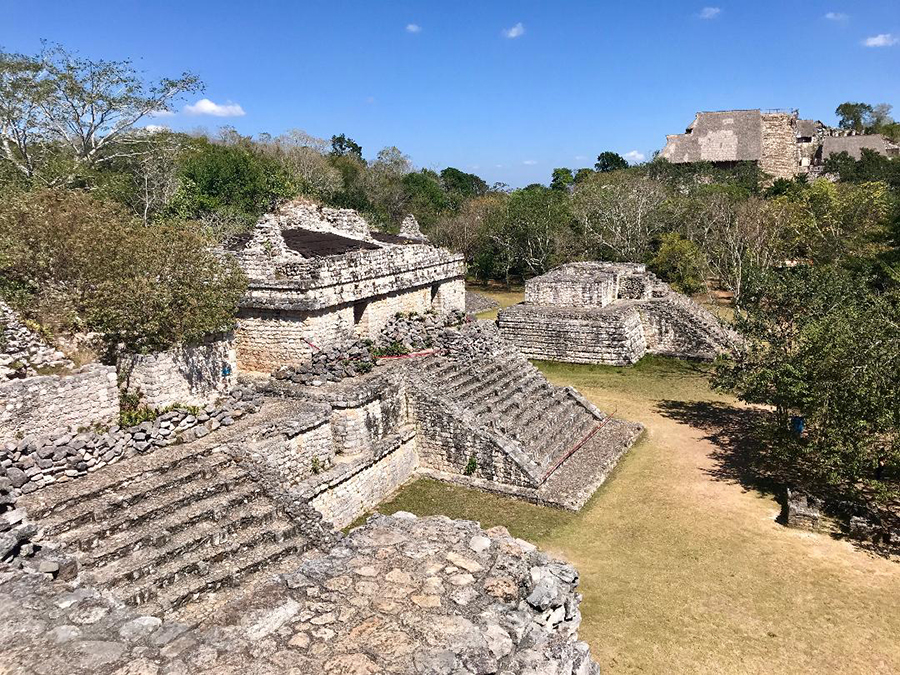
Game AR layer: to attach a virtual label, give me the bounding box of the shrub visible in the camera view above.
[464,454,478,476]
[0,189,247,355]
[648,232,707,294]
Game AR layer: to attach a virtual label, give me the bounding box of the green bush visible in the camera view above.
[648,232,707,295]
[0,189,247,354]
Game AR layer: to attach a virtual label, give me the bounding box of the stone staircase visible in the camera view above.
[20,439,316,619]
[413,351,602,480]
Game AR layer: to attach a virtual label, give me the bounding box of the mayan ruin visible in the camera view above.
[3,11,900,674]
[661,108,900,178]
[497,262,736,365]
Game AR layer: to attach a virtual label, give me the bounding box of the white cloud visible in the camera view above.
[503,22,525,39]
[698,7,721,19]
[148,109,175,118]
[863,33,898,47]
[143,124,170,133]
[406,23,421,33]
[522,159,537,165]
[824,12,848,21]
[574,155,587,161]
[184,98,246,117]
[624,150,646,164]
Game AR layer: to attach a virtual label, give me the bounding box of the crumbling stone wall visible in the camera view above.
[236,306,353,372]
[498,304,647,366]
[0,364,118,445]
[499,262,736,365]
[307,432,419,527]
[760,112,799,180]
[410,384,539,487]
[1,386,260,503]
[118,336,236,409]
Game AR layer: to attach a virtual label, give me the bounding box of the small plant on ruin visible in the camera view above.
[311,456,322,474]
[118,389,158,427]
[464,454,478,476]
[371,341,410,358]
[351,359,374,374]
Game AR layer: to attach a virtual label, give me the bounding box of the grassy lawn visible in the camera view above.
[466,283,524,320]
[371,356,900,674]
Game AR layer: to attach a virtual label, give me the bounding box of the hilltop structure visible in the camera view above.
[660,109,899,179]
[498,262,736,366]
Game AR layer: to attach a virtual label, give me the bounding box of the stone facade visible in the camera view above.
[1,385,261,503]
[233,199,466,373]
[662,108,900,178]
[0,364,118,445]
[498,262,737,366]
[118,336,237,409]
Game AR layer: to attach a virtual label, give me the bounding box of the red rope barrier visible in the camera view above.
[540,408,617,483]
[375,349,442,360]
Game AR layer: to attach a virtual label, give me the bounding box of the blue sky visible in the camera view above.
[4,1,899,187]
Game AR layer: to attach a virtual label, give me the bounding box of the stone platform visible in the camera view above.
[498,262,737,366]
[0,514,600,674]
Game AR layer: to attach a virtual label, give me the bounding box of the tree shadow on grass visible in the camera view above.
[655,399,792,501]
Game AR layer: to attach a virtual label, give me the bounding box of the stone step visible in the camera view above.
[96,499,285,590]
[469,369,544,419]
[142,533,310,614]
[526,408,596,467]
[26,443,223,520]
[37,450,232,536]
[465,363,534,411]
[491,374,549,419]
[45,458,247,539]
[74,479,266,566]
[443,359,514,401]
[122,520,302,607]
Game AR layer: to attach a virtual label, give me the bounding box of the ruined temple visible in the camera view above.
[497,262,736,366]
[661,108,899,179]
[231,200,466,372]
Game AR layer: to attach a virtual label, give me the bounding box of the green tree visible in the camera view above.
[648,232,706,294]
[714,265,900,496]
[0,189,246,354]
[0,43,201,185]
[594,151,628,173]
[550,167,574,191]
[169,139,293,230]
[330,133,363,159]
[835,102,875,133]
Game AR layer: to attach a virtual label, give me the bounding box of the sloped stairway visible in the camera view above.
[20,431,317,619]
[412,350,605,483]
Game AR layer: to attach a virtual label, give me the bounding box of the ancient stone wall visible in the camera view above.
[118,337,236,409]
[525,274,616,307]
[0,364,118,445]
[760,113,799,180]
[498,304,647,365]
[1,386,260,503]
[236,306,354,372]
[307,432,419,528]
[353,285,432,338]
[431,278,466,314]
[410,384,538,487]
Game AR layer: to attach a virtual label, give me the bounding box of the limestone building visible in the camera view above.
[660,109,899,178]
[231,200,466,372]
[497,262,736,366]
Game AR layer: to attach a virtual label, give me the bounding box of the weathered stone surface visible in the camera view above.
[498,261,739,366]
[0,514,599,674]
